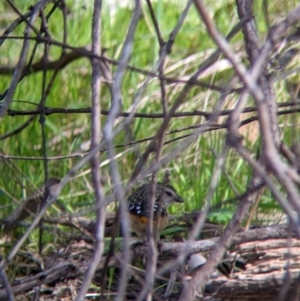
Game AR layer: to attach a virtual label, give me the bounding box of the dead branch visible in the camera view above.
[0,262,79,301]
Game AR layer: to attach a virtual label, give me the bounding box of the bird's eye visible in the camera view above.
[165,191,173,197]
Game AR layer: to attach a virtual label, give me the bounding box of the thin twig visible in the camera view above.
[0,0,54,117]
[0,268,15,301]
[102,1,142,300]
[75,0,105,299]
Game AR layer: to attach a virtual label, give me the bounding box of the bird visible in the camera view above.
[4,178,60,232]
[128,182,183,239]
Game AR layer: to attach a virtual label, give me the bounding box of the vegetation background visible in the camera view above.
[0,0,300,300]
[2,0,295,224]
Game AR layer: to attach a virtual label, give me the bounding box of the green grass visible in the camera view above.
[0,0,299,246]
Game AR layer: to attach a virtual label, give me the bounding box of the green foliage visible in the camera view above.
[1,0,298,249]
[208,209,234,224]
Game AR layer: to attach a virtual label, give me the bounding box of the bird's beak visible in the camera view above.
[175,196,184,203]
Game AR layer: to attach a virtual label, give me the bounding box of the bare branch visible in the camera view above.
[75,0,105,300]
